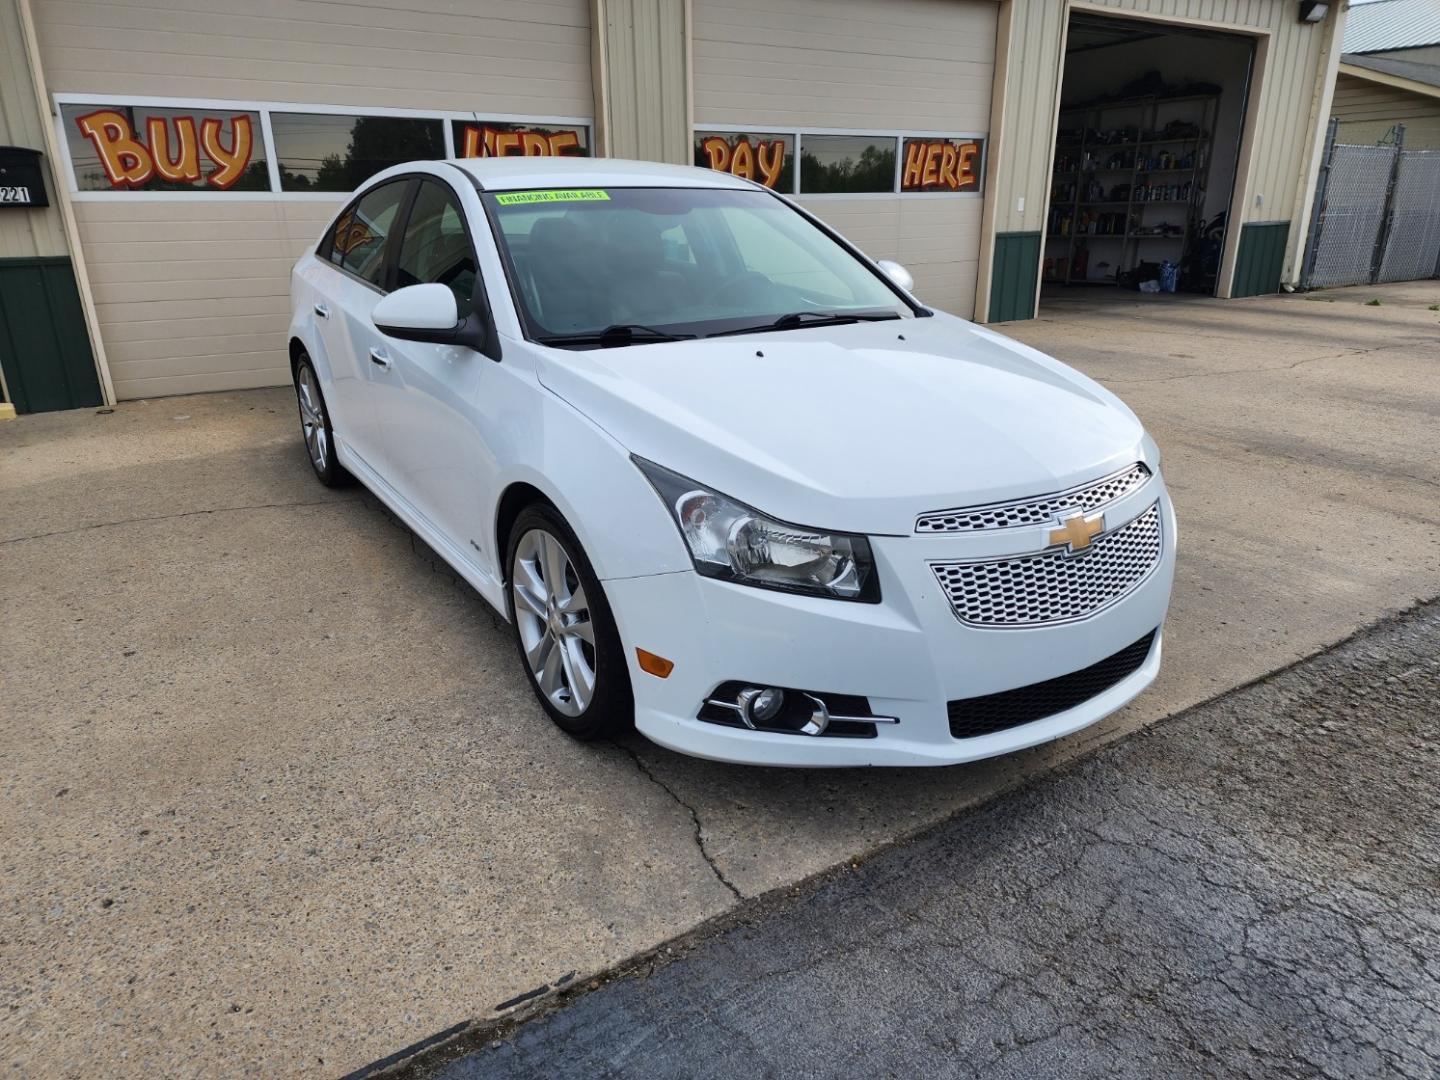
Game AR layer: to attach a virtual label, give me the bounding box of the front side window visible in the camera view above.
[272,113,443,192]
[395,180,478,317]
[484,187,911,342]
[328,180,409,288]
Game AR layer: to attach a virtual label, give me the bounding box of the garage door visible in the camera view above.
[33,0,593,400]
[691,0,998,318]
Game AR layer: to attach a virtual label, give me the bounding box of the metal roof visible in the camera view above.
[1341,51,1440,91]
[1344,0,1440,54]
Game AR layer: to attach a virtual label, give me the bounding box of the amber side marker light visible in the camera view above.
[636,648,675,678]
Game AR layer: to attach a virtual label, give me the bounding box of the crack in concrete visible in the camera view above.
[0,498,349,546]
[617,744,744,902]
[1102,340,1413,387]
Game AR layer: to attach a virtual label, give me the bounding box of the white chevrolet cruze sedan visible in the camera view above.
[288,157,1175,767]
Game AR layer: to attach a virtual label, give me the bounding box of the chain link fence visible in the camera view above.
[1377,151,1440,283]
[1302,121,1440,289]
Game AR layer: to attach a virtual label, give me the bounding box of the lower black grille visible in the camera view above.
[698,683,879,739]
[947,630,1157,740]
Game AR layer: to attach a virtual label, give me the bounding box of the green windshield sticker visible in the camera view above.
[494,189,611,205]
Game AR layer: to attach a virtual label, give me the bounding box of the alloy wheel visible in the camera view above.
[296,364,329,471]
[512,528,597,717]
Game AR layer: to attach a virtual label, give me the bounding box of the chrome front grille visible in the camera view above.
[932,502,1163,627]
[915,463,1151,533]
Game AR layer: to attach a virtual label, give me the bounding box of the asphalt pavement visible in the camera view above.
[404,602,1440,1080]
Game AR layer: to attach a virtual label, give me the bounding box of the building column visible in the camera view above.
[1284,0,1347,288]
[591,0,693,164]
[975,0,1070,323]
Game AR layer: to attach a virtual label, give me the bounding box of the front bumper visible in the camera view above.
[604,486,1176,767]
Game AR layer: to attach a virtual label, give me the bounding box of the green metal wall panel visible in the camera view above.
[0,257,102,414]
[989,232,1043,323]
[1231,221,1291,298]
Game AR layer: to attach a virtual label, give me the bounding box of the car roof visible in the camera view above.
[444,156,757,192]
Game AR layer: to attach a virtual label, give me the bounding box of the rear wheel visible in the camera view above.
[506,504,632,740]
[294,353,347,487]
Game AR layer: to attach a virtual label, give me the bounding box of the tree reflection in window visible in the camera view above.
[799,135,897,195]
[273,114,444,192]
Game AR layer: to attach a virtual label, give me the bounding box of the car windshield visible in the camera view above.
[482,186,913,345]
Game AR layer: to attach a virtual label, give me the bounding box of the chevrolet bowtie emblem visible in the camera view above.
[1049,512,1104,554]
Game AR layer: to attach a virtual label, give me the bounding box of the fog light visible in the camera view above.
[736,686,785,729]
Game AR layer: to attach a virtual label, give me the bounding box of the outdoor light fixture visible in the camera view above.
[1298,1,1329,22]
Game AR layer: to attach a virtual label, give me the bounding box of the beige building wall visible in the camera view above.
[30,0,592,400]
[692,0,998,318]
[988,0,1341,298]
[1331,73,1440,150]
[0,0,67,259]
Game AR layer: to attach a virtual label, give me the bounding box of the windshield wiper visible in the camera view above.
[535,324,696,348]
[707,309,903,338]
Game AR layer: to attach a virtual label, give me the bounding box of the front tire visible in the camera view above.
[506,504,632,741]
[294,353,347,487]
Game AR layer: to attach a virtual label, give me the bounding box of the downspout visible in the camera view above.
[590,0,612,157]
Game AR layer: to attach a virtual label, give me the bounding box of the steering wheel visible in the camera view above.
[713,270,772,308]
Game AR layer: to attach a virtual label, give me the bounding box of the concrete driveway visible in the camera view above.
[3,281,1438,1077]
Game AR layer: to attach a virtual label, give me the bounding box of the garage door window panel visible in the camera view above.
[272,113,444,192]
[693,131,795,193]
[800,135,897,195]
[61,104,269,192]
[394,180,480,318]
[451,121,590,158]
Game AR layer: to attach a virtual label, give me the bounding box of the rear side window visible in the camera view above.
[394,180,478,319]
[326,180,409,289]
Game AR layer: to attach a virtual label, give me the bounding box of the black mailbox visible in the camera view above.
[0,147,49,209]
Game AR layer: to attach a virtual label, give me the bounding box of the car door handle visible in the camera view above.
[369,347,392,370]
[313,303,330,319]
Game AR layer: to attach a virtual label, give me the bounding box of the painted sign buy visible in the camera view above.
[75,110,254,189]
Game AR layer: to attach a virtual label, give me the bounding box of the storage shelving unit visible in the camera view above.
[1044,93,1218,287]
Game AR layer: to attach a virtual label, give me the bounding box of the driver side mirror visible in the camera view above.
[876,259,914,293]
[371,282,502,360]
[372,283,460,339]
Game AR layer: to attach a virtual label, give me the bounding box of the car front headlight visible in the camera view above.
[634,457,879,602]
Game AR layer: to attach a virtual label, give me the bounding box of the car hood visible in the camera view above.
[535,313,1148,536]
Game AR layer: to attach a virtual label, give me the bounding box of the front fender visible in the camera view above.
[492,385,692,583]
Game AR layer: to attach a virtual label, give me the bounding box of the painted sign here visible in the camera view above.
[458,125,585,157]
[900,137,982,193]
[73,110,254,189]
